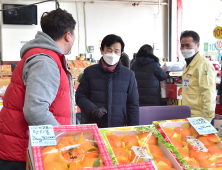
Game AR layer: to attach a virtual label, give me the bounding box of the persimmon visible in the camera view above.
[199,160,217,168]
[189,149,209,162]
[174,127,191,138]
[156,157,172,168]
[170,139,183,149]
[63,147,84,163]
[149,145,163,157]
[139,133,157,145]
[187,160,199,168]
[122,135,139,146]
[44,162,68,170]
[177,148,189,158]
[207,134,220,142]
[189,126,200,138]
[208,145,222,157]
[181,137,192,150]
[42,146,63,164]
[216,157,222,168]
[130,149,145,163]
[82,158,103,168]
[166,169,176,170]
[113,148,129,161]
[107,135,122,148]
[162,127,175,139]
[198,136,214,148]
[57,134,77,146]
[79,142,99,158]
[116,157,130,164]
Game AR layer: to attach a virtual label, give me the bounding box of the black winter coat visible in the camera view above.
[76,59,139,128]
[131,53,167,106]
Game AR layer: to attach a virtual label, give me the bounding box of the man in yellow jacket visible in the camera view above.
[181,30,216,122]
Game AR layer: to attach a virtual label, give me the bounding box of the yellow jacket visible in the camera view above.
[182,52,216,122]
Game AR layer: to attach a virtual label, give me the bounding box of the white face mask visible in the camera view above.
[103,52,120,65]
[181,49,196,59]
[67,33,74,55]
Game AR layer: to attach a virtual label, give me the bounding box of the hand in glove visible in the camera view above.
[91,107,107,118]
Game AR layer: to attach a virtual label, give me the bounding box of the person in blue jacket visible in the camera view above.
[76,34,139,128]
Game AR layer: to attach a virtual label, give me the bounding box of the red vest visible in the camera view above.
[0,48,71,162]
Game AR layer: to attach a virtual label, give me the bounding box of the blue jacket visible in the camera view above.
[131,54,167,106]
[76,59,139,128]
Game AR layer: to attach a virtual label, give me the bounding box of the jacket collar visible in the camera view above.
[99,58,122,73]
[183,52,201,74]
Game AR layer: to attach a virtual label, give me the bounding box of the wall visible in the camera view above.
[182,0,217,56]
[0,0,168,62]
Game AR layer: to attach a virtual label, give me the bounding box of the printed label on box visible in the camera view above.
[187,117,217,135]
[185,136,208,152]
[131,146,153,162]
[29,125,56,146]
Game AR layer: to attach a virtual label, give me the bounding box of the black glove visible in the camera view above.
[91,107,107,118]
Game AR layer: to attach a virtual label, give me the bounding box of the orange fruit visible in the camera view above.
[216,157,222,168]
[156,157,172,168]
[113,148,129,161]
[79,142,99,158]
[63,147,84,163]
[174,127,191,138]
[166,169,176,170]
[207,134,220,142]
[42,146,63,164]
[149,145,163,157]
[117,157,130,164]
[208,145,222,157]
[198,136,215,148]
[189,149,209,162]
[187,160,199,168]
[139,133,157,145]
[82,158,103,167]
[189,126,200,138]
[107,135,122,148]
[44,162,68,170]
[57,134,77,146]
[170,139,183,149]
[199,159,217,168]
[177,148,189,158]
[163,127,175,138]
[122,135,139,146]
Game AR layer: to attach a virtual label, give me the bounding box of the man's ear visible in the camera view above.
[64,32,71,42]
[100,47,103,55]
[197,42,200,48]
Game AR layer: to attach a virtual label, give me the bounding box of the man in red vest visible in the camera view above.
[0,9,76,170]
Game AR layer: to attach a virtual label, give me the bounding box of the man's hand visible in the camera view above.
[217,95,220,103]
[91,107,107,118]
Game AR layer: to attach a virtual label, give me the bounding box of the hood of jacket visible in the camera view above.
[20,31,64,59]
[136,53,159,66]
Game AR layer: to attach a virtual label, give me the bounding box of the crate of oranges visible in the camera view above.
[154,119,222,169]
[99,125,178,170]
[27,124,114,170]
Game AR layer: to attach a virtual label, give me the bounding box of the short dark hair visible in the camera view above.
[41,8,76,41]
[180,30,200,44]
[101,34,125,52]
[137,44,153,54]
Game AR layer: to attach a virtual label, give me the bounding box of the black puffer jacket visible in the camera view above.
[131,53,167,106]
[76,59,139,128]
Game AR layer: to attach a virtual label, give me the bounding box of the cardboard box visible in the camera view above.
[153,119,222,169]
[166,84,182,99]
[28,124,113,170]
[215,104,222,115]
[0,78,10,88]
[167,98,182,105]
[99,125,181,169]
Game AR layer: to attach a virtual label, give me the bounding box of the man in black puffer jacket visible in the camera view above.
[131,44,167,106]
[76,34,139,128]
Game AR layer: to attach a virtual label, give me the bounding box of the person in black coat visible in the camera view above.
[131,44,167,106]
[120,52,130,68]
[76,34,139,128]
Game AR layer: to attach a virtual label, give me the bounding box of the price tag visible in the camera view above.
[29,125,56,147]
[213,26,222,39]
[187,117,217,135]
[131,146,153,162]
[183,79,189,88]
[185,136,208,152]
[216,39,222,50]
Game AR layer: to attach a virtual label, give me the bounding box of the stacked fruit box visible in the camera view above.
[99,125,178,170]
[154,119,222,169]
